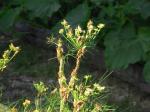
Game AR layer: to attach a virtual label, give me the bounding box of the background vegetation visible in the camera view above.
[0,0,150,82]
[0,0,150,111]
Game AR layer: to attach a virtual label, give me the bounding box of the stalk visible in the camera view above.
[73,100,84,112]
[68,47,86,112]
[69,47,85,90]
[56,39,68,112]
[54,20,104,111]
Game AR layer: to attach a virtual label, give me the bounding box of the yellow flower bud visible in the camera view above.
[59,29,64,34]
[61,20,68,26]
[23,99,31,107]
[84,88,93,96]
[93,83,105,91]
[97,24,105,29]
[11,107,18,112]
[33,110,40,112]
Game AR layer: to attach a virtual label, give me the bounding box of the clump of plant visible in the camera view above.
[55,20,105,111]
[48,20,108,111]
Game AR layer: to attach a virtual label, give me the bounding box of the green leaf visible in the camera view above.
[123,1,139,15]
[64,2,90,27]
[90,0,103,6]
[139,2,150,19]
[104,24,144,69]
[138,27,150,52]
[127,0,150,19]
[102,3,116,18]
[22,0,60,18]
[0,7,21,31]
[144,61,150,83]
[51,2,91,32]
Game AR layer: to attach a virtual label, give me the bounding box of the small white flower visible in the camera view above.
[93,83,105,91]
[66,29,73,37]
[84,88,93,96]
[97,24,105,29]
[61,20,68,26]
[84,75,91,80]
[77,26,82,32]
[59,29,64,34]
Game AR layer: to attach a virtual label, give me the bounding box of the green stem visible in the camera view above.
[60,99,65,112]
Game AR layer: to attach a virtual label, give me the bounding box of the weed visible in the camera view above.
[0,21,115,112]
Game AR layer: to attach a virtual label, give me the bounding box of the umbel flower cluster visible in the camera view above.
[59,20,105,53]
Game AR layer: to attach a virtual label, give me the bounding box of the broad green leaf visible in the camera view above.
[0,7,21,31]
[51,2,91,32]
[64,2,90,27]
[123,1,139,15]
[105,39,143,69]
[138,27,150,52]
[90,0,103,6]
[22,0,60,18]
[128,0,150,19]
[139,2,150,19]
[102,4,116,18]
[104,24,144,69]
